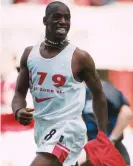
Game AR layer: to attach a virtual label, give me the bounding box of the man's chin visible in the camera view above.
[55,33,67,41]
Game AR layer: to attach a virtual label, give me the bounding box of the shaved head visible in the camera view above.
[45,1,70,17]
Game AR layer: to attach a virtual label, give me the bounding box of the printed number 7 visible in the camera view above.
[37,72,66,87]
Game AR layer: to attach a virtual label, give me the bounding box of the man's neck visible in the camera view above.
[43,39,69,50]
[45,37,67,44]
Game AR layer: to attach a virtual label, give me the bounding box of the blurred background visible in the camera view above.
[0,0,133,166]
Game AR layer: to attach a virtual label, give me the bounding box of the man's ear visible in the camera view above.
[43,16,47,25]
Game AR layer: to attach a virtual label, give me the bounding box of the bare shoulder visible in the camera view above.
[24,46,33,55]
[75,47,89,56]
[74,47,95,69]
[20,46,33,67]
[73,48,102,95]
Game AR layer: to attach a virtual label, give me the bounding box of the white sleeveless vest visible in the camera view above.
[27,42,85,123]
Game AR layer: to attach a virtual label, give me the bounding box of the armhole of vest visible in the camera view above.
[27,42,41,65]
[27,46,33,66]
[69,45,84,85]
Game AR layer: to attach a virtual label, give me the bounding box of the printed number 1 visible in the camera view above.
[37,72,66,87]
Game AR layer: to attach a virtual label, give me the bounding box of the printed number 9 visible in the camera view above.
[52,74,66,87]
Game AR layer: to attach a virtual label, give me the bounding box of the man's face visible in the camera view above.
[45,4,71,40]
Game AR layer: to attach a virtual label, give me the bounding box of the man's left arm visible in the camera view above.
[80,51,108,133]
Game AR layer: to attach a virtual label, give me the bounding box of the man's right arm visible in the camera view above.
[12,46,32,116]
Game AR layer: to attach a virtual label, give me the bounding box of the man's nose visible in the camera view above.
[59,17,66,24]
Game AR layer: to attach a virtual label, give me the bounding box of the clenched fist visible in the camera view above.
[15,108,34,126]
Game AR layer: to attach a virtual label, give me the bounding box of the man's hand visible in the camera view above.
[16,108,34,126]
[109,135,117,146]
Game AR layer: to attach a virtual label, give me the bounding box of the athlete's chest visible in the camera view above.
[28,44,82,86]
[30,55,81,84]
[28,56,73,90]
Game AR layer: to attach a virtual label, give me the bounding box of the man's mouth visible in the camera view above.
[56,28,66,34]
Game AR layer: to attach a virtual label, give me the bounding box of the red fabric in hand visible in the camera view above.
[84,131,126,166]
